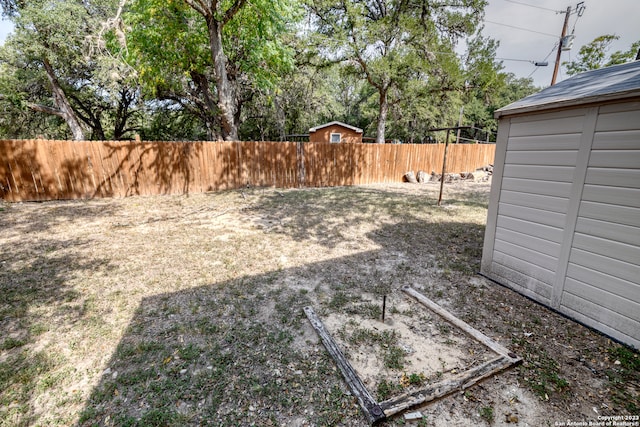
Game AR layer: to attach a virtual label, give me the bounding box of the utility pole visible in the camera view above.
[551,6,571,86]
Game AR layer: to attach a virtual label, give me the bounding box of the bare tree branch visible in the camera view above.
[184,0,209,17]
[222,0,247,26]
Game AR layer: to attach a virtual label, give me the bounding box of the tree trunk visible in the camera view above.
[42,58,85,140]
[206,18,239,141]
[189,70,221,140]
[376,87,388,144]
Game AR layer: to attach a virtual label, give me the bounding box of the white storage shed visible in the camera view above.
[481,61,640,349]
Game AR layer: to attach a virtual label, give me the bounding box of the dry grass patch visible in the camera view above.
[0,182,637,426]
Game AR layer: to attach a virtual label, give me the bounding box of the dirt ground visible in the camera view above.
[0,180,637,427]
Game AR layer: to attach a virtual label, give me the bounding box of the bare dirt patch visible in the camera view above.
[0,181,637,427]
[320,291,497,402]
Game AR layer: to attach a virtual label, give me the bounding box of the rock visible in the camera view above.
[468,170,488,182]
[505,413,519,423]
[404,171,417,183]
[417,170,428,183]
[404,411,423,420]
[475,165,494,175]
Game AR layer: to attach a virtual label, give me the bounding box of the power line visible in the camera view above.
[484,20,558,38]
[496,57,544,64]
[527,42,559,79]
[503,0,564,13]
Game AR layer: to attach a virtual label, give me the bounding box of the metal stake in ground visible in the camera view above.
[382,295,387,322]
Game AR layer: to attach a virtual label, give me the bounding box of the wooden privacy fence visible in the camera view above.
[0,140,495,202]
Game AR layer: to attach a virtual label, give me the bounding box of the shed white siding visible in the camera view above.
[482,97,640,349]
[560,103,640,347]
[487,109,586,304]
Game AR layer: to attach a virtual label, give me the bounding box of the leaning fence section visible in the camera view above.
[0,140,495,202]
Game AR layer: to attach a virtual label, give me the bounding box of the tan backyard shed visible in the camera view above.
[309,121,363,143]
[481,61,640,349]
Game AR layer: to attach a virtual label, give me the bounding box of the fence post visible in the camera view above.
[297,141,306,188]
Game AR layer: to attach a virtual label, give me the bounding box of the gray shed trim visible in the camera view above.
[495,61,640,118]
[482,63,640,349]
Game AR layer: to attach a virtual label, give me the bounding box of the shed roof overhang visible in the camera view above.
[495,61,640,119]
[309,121,363,134]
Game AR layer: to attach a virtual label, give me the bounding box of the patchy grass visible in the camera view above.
[479,405,495,423]
[0,181,637,426]
[511,337,571,400]
[377,379,403,401]
[605,346,640,413]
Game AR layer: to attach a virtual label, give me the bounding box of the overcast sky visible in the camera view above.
[482,0,639,87]
[0,0,638,89]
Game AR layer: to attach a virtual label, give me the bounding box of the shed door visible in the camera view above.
[560,103,640,347]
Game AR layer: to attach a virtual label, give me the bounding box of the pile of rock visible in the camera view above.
[404,165,493,183]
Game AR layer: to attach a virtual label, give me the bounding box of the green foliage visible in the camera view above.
[605,345,640,413]
[0,0,142,140]
[307,0,487,141]
[383,345,406,370]
[376,378,401,400]
[564,34,640,76]
[223,0,300,90]
[1,337,28,351]
[479,405,494,423]
[125,0,301,139]
[512,337,570,400]
[125,0,210,93]
[0,0,540,142]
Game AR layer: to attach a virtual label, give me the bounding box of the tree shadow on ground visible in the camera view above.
[0,195,122,425]
[0,234,117,425]
[76,218,488,426]
[240,184,488,250]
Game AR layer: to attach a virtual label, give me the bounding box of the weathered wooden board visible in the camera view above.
[401,286,520,361]
[304,287,521,424]
[379,356,512,417]
[303,306,385,424]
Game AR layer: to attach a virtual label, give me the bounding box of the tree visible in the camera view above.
[126,0,300,141]
[183,0,244,140]
[564,34,640,76]
[0,0,141,140]
[124,1,219,139]
[460,34,506,141]
[0,1,87,139]
[307,0,487,143]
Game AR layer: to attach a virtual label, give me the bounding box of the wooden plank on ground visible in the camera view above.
[402,286,519,360]
[303,306,386,424]
[379,356,511,417]
[305,286,521,424]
